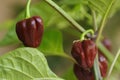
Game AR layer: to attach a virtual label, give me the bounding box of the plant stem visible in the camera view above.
[43,0,85,33]
[93,54,102,80]
[91,9,102,80]
[107,48,120,79]
[63,54,78,64]
[80,29,94,41]
[46,53,77,64]
[25,0,31,18]
[93,55,102,80]
[96,0,115,43]
[92,10,98,31]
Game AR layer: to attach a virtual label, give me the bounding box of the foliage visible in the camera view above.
[0,48,63,80]
[0,0,120,80]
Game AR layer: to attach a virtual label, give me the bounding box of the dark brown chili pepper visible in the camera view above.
[99,53,108,77]
[16,16,43,47]
[74,64,94,80]
[71,40,97,69]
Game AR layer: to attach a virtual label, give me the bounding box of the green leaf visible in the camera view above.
[112,0,120,13]
[38,29,65,56]
[62,67,77,80]
[39,29,75,62]
[86,0,120,28]
[59,0,85,5]
[88,0,115,15]
[0,47,63,80]
[87,0,120,24]
[38,29,75,61]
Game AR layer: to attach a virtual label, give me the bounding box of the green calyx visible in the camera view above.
[80,29,94,41]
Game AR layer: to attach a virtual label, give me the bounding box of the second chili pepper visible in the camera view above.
[99,52,108,77]
[71,40,97,69]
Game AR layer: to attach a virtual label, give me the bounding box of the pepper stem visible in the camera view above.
[80,29,94,41]
[25,0,31,18]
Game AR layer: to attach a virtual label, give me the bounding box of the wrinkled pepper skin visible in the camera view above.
[74,64,94,80]
[16,16,43,47]
[99,53,108,77]
[71,40,97,69]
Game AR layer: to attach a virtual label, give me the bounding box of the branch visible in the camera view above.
[43,0,85,33]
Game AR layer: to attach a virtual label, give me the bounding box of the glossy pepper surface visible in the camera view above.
[16,16,43,47]
[71,40,97,69]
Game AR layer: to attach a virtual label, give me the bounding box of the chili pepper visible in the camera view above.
[98,38,110,77]
[71,40,97,69]
[74,64,94,80]
[99,54,108,77]
[102,38,112,51]
[16,16,43,47]
[74,54,108,79]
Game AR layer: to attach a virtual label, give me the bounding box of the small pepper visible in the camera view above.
[16,16,43,47]
[98,38,110,77]
[102,38,112,51]
[99,54,108,77]
[71,40,97,69]
[74,64,94,80]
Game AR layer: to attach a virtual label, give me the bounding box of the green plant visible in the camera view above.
[0,0,120,80]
